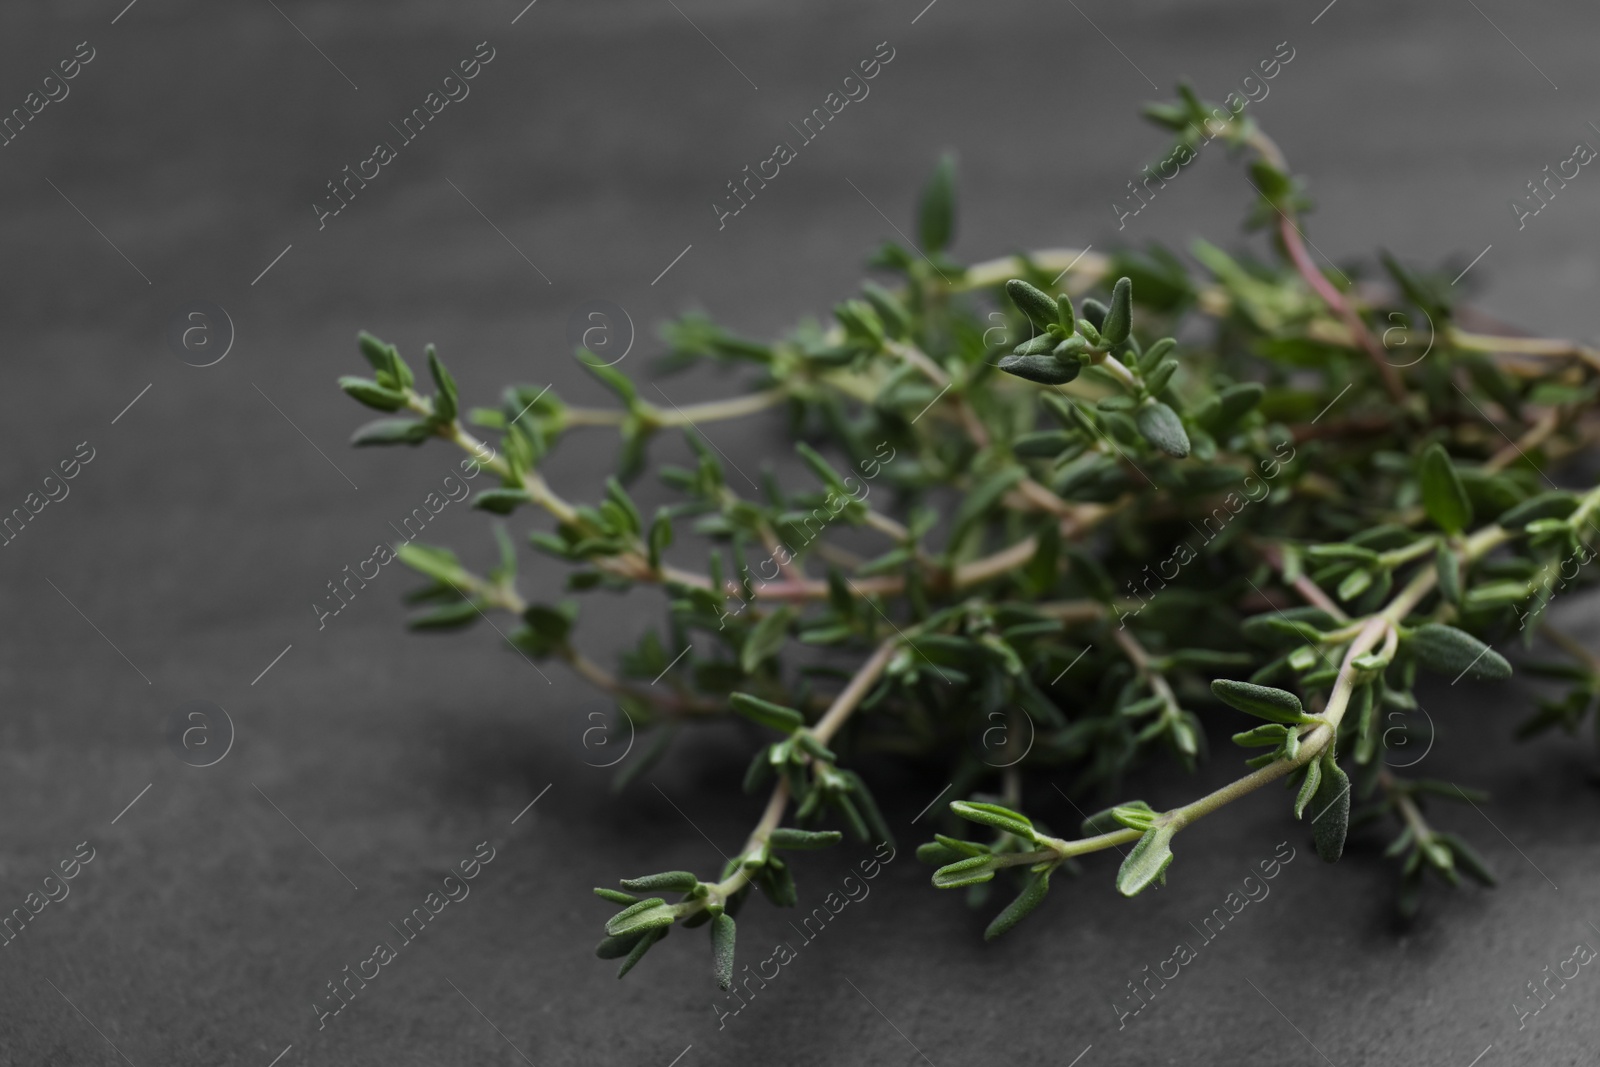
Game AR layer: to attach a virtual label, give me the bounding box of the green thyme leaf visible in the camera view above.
[620,871,699,893]
[605,899,675,937]
[1116,823,1176,896]
[1417,442,1473,534]
[767,828,843,851]
[1006,279,1061,333]
[595,931,646,959]
[729,693,805,732]
[1293,758,1322,820]
[999,353,1081,385]
[933,853,997,889]
[711,913,737,990]
[1100,277,1133,346]
[351,417,433,446]
[741,605,796,674]
[984,870,1051,940]
[339,376,409,412]
[1135,399,1190,457]
[1309,753,1350,863]
[1436,833,1496,886]
[1408,624,1512,681]
[426,345,458,422]
[1080,800,1157,836]
[1211,679,1311,723]
[949,800,1034,839]
[617,926,667,978]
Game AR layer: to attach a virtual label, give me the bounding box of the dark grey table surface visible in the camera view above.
[2,1,1599,1064]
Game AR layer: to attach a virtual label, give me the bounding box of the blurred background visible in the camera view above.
[1,0,1598,1063]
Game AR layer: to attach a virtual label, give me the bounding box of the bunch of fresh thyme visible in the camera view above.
[336,87,1600,988]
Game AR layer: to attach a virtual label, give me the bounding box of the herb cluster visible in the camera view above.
[336,88,1600,988]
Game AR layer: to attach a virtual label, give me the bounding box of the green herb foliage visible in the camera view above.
[338,88,1600,985]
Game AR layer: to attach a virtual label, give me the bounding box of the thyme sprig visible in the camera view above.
[336,86,1600,986]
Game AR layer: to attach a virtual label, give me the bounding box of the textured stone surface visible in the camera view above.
[1,1,1598,1063]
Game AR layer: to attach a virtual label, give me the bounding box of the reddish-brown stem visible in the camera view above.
[1277,214,1408,404]
[1253,539,1349,622]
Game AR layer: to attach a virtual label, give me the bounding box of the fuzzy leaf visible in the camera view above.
[351,417,433,446]
[741,605,795,674]
[408,600,481,630]
[950,800,1033,839]
[1408,624,1511,681]
[1011,333,1057,356]
[647,508,674,569]
[1232,723,1290,748]
[358,331,394,372]
[1293,758,1322,819]
[999,353,1080,385]
[711,913,737,990]
[1080,800,1156,836]
[1417,442,1472,534]
[1309,754,1351,862]
[605,898,675,937]
[754,855,798,907]
[933,834,990,857]
[576,349,638,406]
[729,693,805,732]
[932,853,997,888]
[1135,400,1190,457]
[767,828,843,851]
[1211,679,1311,723]
[916,841,965,865]
[1116,823,1176,896]
[1005,279,1061,332]
[473,488,532,515]
[1435,543,1462,605]
[426,345,458,422]
[1198,382,1264,433]
[620,871,699,893]
[948,467,1027,552]
[1337,567,1373,602]
[1144,358,1179,395]
[617,926,667,978]
[1014,431,1074,457]
[395,542,469,585]
[1101,277,1133,346]
[1498,491,1578,528]
[1436,832,1496,886]
[595,931,645,959]
[339,376,408,412]
[984,870,1051,940]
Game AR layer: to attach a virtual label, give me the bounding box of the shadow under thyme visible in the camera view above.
[711,841,896,1031]
[307,840,499,1033]
[1109,840,1296,1030]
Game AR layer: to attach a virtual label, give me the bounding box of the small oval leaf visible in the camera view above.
[1116,824,1176,897]
[984,870,1051,940]
[1408,624,1511,681]
[1309,755,1351,862]
[711,913,737,990]
[1211,679,1310,723]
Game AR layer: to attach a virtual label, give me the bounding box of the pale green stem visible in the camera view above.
[1098,353,1140,392]
[1112,627,1180,722]
[695,639,899,909]
[1378,537,1439,569]
[1140,523,1513,838]
[563,388,789,429]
